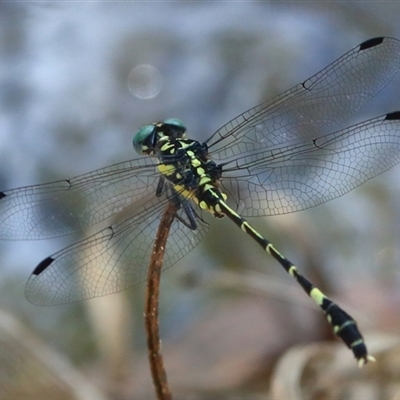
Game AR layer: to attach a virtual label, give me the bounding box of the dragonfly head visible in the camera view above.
[133,118,187,155]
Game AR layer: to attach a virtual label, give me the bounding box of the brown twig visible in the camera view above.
[145,202,178,400]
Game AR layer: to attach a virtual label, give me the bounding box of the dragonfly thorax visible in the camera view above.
[134,118,225,216]
[157,136,226,218]
[134,118,223,196]
[157,136,219,191]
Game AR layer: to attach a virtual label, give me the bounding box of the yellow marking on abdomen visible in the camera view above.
[310,288,325,306]
[288,265,297,278]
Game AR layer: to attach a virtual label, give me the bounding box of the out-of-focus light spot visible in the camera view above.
[127,65,162,100]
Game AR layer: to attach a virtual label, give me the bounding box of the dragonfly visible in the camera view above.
[2,37,400,367]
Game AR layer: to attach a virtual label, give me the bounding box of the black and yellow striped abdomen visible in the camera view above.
[194,178,373,366]
[157,135,374,367]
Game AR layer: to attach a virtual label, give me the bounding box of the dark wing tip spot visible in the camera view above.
[385,111,400,120]
[0,192,6,200]
[32,256,54,275]
[359,37,384,51]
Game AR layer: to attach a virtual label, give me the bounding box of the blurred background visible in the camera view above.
[1,2,400,399]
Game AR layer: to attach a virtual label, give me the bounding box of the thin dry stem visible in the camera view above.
[144,202,178,400]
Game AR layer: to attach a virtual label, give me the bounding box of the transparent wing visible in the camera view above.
[25,193,208,305]
[207,37,400,158]
[220,112,400,216]
[205,37,400,216]
[0,158,160,240]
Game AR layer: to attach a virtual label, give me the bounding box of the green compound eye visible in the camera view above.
[163,118,186,138]
[163,118,186,129]
[133,124,155,154]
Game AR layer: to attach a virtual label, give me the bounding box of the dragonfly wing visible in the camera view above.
[0,158,160,240]
[220,112,400,216]
[207,37,400,158]
[25,195,209,305]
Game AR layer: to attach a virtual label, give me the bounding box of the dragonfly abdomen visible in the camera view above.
[215,198,373,367]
